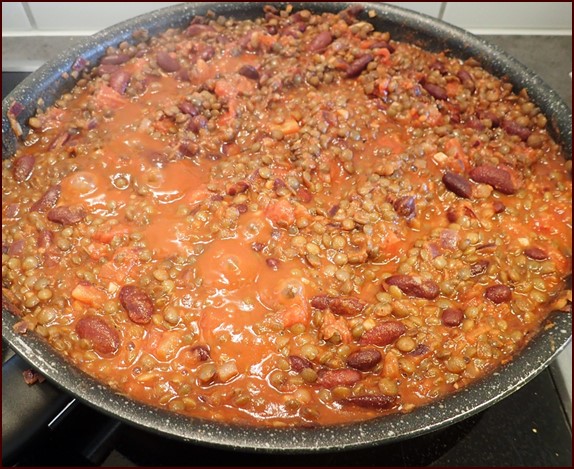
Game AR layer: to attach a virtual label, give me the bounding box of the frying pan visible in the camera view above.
[2,1,572,458]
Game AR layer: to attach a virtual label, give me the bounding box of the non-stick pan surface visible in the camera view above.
[2,2,572,452]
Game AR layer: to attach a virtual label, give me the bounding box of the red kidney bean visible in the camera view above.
[308,31,333,52]
[346,349,382,371]
[470,260,489,276]
[13,155,35,182]
[185,24,215,36]
[408,344,430,356]
[485,285,512,304]
[101,53,130,65]
[501,119,531,141]
[190,345,210,361]
[328,204,340,217]
[31,184,61,212]
[393,196,416,219]
[251,242,265,252]
[385,275,440,299]
[310,295,365,316]
[317,368,361,388]
[22,369,45,385]
[360,321,406,346]
[266,258,280,271]
[492,200,506,214]
[237,64,260,80]
[5,203,20,218]
[289,355,313,372]
[346,54,374,78]
[178,102,199,116]
[119,285,154,324]
[156,51,180,72]
[422,82,447,100]
[297,188,313,203]
[371,40,395,53]
[7,240,24,257]
[47,205,87,225]
[469,165,517,195]
[109,70,131,95]
[179,141,198,157]
[37,230,54,249]
[477,110,500,127]
[76,316,120,355]
[188,115,207,133]
[441,308,464,327]
[524,247,549,260]
[226,180,250,196]
[338,394,396,409]
[465,117,485,131]
[456,69,475,92]
[442,171,472,198]
[430,61,447,73]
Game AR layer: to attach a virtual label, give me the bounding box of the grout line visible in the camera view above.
[21,2,38,29]
[438,2,447,20]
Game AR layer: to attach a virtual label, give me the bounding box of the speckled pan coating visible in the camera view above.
[2,2,572,452]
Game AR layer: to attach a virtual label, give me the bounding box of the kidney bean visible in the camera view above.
[226,181,250,196]
[408,344,430,356]
[485,285,512,304]
[237,64,260,80]
[76,316,120,355]
[297,188,313,203]
[13,155,35,182]
[251,242,265,252]
[188,115,207,133]
[37,230,54,249]
[190,345,210,361]
[22,369,45,385]
[109,70,131,95]
[385,275,440,299]
[524,247,549,260]
[501,119,531,141]
[422,82,447,100]
[177,102,199,117]
[469,165,517,195]
[441,308,464,327]
[346,54,374,78]
[310,295,365,316]
[371,40,395,53]
[31,184,61,212]
[466,117,485,131]
[47,205,87,225]
[442,172,472,198]
[119,285,154,324]
[360,321,406,346]
[470,260,489,276]
[393,196,416,219]
[338,394,396,410]
[328,204,340,217]
[317,368,361,388]
[456,69,475,92]
[289,355,313,372]
[7,240,24,257]
[346,349,382,371]
[308,31,333,52]
[430,61,446,73]
[156,51,180,72]
[101,53,130,65]
[477,109,501,127]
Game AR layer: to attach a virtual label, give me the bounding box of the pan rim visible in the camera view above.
[2,1,572,452]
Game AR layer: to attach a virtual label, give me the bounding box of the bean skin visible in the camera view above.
[47,205,87,225]
[31,184,61,212]
[310,295,366,315]
[119,285,154,324]
[13,155,35,182]
[442,172,472,198]
[101,53,130,65]
[346,349,382,371]
[289,355,313,372]
[385,275,440,299]
[109,70,131,95]
[485,285,512,304]
[338,394,396,409]
[360,321,406,346]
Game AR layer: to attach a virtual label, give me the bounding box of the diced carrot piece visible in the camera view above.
[84,242,108,260]
[98,247,140,283]
[92,225,130,244]
[71,283,107,306]
[281,302,310,328]
[320,311,352,343]
[274,118,300,136]
[383,351,400,378]
[265,199,295,227]
[465,324,491,344]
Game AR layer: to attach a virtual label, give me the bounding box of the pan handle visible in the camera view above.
[2,354,74,466]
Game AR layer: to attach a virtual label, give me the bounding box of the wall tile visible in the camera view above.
[386,2,442,18]
[2,2,32,31]
[28,2,182,31]
[443,2,572,30]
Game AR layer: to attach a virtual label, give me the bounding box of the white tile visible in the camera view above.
[386,2,442,18]
[443,2,572,31]
[2,2,32,31]
[28,2,182,32]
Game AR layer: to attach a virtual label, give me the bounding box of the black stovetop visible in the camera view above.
[2,71,572,467]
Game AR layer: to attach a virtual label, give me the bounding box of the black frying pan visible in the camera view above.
[2,1,572,457]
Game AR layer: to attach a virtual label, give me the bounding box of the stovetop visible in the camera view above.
[2,70,572,467]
